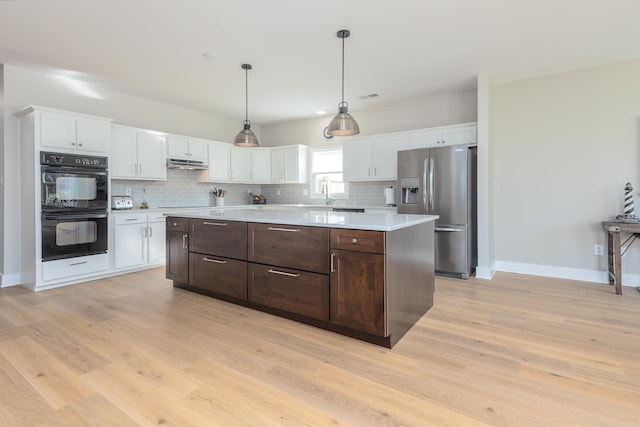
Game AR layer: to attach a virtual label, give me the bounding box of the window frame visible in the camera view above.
[308,146,349,200]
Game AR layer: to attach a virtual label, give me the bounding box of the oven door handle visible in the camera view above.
[42,212,108,220]
[41,166,108,176]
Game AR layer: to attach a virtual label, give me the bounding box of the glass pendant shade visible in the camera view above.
[327,102,360,136]
[234,120,259,147]
[234,63,260,147]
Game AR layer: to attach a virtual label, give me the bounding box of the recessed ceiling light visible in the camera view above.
[316,110,327,115]
[202,52,219,60]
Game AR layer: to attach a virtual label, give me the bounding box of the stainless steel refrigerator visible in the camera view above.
[397,145,477,278]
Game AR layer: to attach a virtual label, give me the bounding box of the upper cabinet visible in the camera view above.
[202,141,231,182]
[343,123,477,182]
[167,135,207,163]
[16,107,112,154]
[229,146,252,183]
[251,148,271,184]
[271,145,308,184]
[343,134,408,182]
[408,123,477,149]
[111,125,167,180]
[200,142,253,183]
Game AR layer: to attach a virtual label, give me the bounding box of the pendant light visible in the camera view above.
[234,63,260,147]
[326,29,360,137]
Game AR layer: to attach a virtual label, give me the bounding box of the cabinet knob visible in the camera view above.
[352,238,358,244]
[172,222,178,226]
[78,143,83,147]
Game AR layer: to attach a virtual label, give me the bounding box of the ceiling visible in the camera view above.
[1,0,640,125]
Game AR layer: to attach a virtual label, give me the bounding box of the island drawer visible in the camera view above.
[248,223,329,274]
[166,216,189,232]
[189,219,247,260]
[190,253,247,300]
[330,228,385,254]
[248,263,329,321]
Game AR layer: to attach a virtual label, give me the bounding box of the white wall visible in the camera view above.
[0,64,257,285]
[0,65,5,281]
[492,59,640,284]
[260,88,477,146]
[476,74,495,279]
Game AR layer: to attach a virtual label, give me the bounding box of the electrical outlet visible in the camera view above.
[594,244,604,256]
[125,188,132,196]
[277,189,281,196]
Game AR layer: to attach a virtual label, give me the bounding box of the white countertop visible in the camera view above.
[163,206,437,231]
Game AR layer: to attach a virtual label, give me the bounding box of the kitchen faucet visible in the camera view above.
[321,176,335,205]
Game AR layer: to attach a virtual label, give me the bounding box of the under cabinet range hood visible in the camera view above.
[166,158,208,170]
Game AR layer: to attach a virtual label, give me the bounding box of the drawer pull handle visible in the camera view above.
[267,269,300,278]
[125,218,138,221]
[182,234,188,249]
[330,252,335,272]
[203,257,227,264]
[69,261,87,266]
[352,238,358,244]
[203,222,227,226]
[267,227,299,232]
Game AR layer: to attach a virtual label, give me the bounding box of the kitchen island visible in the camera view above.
[166,207,438,347]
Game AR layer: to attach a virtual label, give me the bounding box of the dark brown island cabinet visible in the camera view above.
[166,215,435,348]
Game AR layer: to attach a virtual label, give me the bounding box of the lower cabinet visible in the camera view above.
[113,213,166,269]
[190,253,247,300]
[330,249,385,336]
[166,217,189,283]
[248,263,329,321]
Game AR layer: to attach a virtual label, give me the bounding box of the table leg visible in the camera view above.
[612,231,622,295]
[607,230,615,287]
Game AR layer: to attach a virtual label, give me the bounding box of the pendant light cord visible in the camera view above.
[341,35,345,105]
[245,67,249,123]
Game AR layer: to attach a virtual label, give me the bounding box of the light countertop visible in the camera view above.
[163,206,437,231]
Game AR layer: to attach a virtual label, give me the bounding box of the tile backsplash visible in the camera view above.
[261,181,395,207]
[111,169,262,208]
[112,170,395,208]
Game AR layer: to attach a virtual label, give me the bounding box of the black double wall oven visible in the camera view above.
[41,152,109,261]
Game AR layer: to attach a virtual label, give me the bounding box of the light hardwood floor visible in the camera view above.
[0,268,639,426]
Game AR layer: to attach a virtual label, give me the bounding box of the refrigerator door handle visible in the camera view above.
[422,158,428,212]
[435,227,463,232]
[429,157,435,211]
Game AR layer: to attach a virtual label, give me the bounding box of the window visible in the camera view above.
[309,147,348,199]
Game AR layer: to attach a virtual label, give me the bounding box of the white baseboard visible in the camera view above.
[494,260,640,287]
[475,266,495,280]
[0,273,23,287]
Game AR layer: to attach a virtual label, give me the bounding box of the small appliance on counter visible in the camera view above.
[384,186,396,207]
[250,193,267,204]
[111,195,133,210]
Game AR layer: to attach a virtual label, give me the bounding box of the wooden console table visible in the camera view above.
[602,221,640,295]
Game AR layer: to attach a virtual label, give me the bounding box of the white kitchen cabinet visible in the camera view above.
[111,125,167,180]
[112,213,166,269]
[167,135,208,163]
[343,134,408,181]
[271,145,308,184]
[201,141,231,182]
[39,110,111,154]
[408,123,477,149]
[200,142,257,183]
[146,213,167,265]
[251,148,271,184]
[230,146,252,183]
